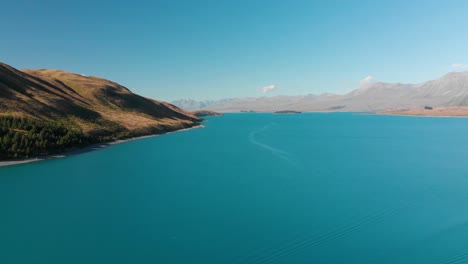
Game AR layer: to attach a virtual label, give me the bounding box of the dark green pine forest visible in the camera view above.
[0,117,91,159]
[0,62,202,161]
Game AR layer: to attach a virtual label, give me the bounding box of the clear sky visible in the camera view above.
[2,0,468,101]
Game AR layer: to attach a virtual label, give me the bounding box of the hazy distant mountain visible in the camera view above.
[173,72,468,112]
[171,98,234,111]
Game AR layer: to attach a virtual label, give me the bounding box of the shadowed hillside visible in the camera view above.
[0,62,202,159]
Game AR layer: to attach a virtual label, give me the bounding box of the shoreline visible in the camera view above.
[0,124,204,168]
[378,113,468,118]
[224,110,468,118]
[378,107,468,118]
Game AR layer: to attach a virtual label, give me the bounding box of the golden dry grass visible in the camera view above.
[381,107,468,117]
[1,62,202,137]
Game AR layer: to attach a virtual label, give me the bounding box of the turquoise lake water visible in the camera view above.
[2,113,468,263]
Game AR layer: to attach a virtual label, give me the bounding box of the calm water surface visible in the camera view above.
[1,113,468,264]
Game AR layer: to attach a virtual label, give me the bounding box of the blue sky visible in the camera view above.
[2,0,468,101]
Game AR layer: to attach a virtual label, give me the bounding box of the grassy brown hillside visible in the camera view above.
[0,62,202,159]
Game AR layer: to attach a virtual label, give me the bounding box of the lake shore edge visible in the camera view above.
[379,107,468,118]
[0,124,204,168]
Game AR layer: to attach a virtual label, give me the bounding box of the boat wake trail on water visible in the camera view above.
[248,123,296,166]
[249,131,291,161]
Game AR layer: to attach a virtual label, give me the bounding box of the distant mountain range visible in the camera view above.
[171,98,235,111]
[172,72,468,112]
